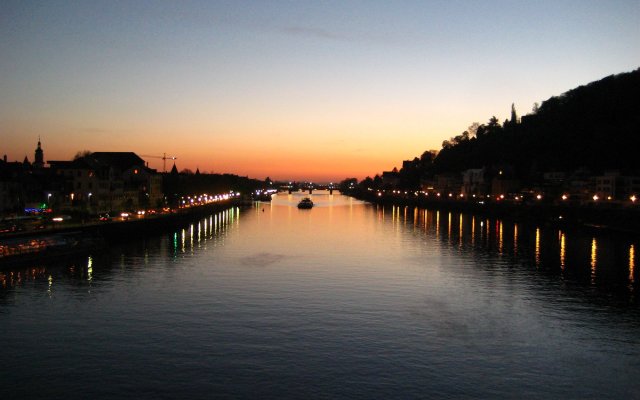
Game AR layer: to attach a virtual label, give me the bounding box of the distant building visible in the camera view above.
[0,141,56,213]
[381,167,400,188]
[490,166,521,197]
[33,137,44,169]
[594,171,640,200]
[565,168,592,201]
[491,178,521,197]
[49,152,163,212]
[594,172,618,199]
[1,141,169,216]
[462,168,488,196]
[433,173,461,195]
[542,171,566,185]
[420,178,435,193]
[90,152,163,209]
[0,158,22,213]
[621,176,640,199]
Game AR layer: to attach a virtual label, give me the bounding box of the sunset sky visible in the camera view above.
[1,1,639,182]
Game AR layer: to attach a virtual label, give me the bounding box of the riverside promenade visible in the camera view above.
[350,190,640,236]
[0,197,245,266]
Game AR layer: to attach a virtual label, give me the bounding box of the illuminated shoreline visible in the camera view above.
[350,190,640,236]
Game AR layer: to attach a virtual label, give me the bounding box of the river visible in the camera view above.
[1,192,639,399]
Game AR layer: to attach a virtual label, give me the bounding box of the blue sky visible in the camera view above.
[1,0,638,181]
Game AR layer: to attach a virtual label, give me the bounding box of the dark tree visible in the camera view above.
[73,150,92,160]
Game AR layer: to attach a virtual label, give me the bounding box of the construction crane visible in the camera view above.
[140,153,177,173]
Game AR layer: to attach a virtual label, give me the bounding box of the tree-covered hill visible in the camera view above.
[431,68,640,179]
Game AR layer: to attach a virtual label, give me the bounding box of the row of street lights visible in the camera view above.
[179,191,240,208]
[372,189,638,204]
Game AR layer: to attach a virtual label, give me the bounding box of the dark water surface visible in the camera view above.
[2,192,639,399]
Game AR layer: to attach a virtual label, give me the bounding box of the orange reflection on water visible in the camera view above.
[471,217,476,246]
[391,205,398,228]
[485,219,491,245]
[0,267,48,288]
[559,232,566,271]
[590,238,597,284]
[535,228,541,267]
[513,224,519,256]
[630,244,635,284]
[424,209,429,231]
[498,221,503,255]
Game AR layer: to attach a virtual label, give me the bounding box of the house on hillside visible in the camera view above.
[433,173,462,195]
[594,171,640,201]
[462,168,488,197]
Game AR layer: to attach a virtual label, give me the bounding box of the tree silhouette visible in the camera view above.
[73,150,92,160]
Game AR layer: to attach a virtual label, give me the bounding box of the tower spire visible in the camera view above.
[34,136,44,168]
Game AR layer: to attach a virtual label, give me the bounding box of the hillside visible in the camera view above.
[431,68,640,178]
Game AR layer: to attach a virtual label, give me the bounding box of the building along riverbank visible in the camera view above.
[349,189,640,236]
[0,197,243,266]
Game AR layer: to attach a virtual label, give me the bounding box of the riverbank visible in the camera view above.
[2,199,244,240]
[350,190,640,236]
[0,199,244,266]
[88,198,244,242]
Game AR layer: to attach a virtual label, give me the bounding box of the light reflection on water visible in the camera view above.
[404,206,638,294]
[535,227,541,267]
[1,193,639,399]
[560,231,566,270]
[630,244,636,284]
[591,238,598,284]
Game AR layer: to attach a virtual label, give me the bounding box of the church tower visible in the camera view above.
[34,137,44,168]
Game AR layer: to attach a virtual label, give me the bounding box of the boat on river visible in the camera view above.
[297,197,314,209]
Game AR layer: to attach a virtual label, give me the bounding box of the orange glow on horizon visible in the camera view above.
[1,105,440,182]
[22,133,416,182]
